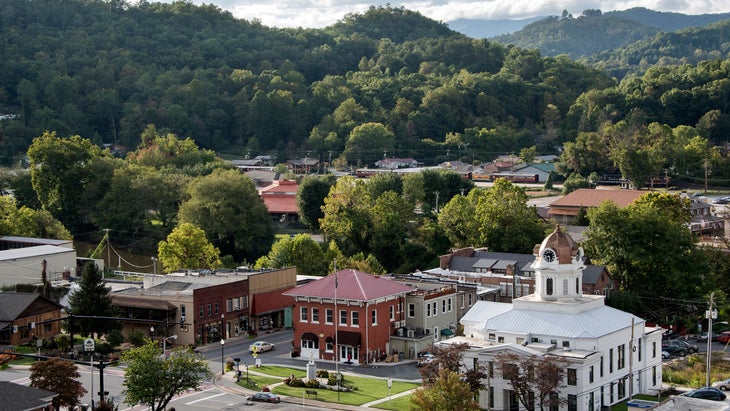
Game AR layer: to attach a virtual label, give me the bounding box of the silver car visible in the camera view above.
[712,378,730,391]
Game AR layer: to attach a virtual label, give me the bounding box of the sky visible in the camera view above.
[152,0,730,29]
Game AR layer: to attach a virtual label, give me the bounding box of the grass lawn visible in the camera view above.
[370,393,414,410]
[256,366,419,406]
[235,374,282,391]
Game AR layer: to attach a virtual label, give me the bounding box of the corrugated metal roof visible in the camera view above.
[284,269,414,301]
[463,301,642,339]
[0,245,74,261]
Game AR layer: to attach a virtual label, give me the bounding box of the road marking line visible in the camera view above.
[185,392,227,405]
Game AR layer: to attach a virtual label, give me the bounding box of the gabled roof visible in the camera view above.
[549,188,645,208]
[0,292,62,321]
[284,269,414,301]
[0,381,56,411]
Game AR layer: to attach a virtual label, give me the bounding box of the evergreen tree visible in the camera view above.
[67,262,119,337]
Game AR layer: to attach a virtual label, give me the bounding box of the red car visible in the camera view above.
[717,331,730,344]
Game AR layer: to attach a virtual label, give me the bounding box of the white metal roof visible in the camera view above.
[0,245,75,261]
[462,300,643,339]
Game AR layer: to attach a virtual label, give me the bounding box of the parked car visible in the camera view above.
[717,331,730,344]
[667,339,699,353]
[682,387,727,401]
[661,351,670,360]
[712,378,730,391]
[249,341,275,353]
[416,354,436,367]
[247,392,281,403]
[696,332,720,342]
[661,343,687,357]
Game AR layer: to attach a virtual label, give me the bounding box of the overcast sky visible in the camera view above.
[150,1,730,28]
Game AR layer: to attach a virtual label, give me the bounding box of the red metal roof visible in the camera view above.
[252,288,295,315]
[261,196,298,213]
[549,188,645,208]
[283,269,414,301]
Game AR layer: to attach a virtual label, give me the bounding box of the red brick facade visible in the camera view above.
[193,279,249,345]
[284,269,413,364]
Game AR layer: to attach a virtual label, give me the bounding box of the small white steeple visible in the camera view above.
[531,225,586,302]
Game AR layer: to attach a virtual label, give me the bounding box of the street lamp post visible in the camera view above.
[220,339,225,375]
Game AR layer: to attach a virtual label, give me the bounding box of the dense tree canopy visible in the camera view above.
[438,179,549,253]
[177,168,274,260]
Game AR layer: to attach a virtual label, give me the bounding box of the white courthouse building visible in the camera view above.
[459,226,664,410]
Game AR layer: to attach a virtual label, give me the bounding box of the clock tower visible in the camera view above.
[530,225,586,302]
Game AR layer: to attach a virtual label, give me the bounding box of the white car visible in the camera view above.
[249,341,275,353]
[712,377,730,391]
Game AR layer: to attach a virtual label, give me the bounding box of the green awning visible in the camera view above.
[440,328,454,336]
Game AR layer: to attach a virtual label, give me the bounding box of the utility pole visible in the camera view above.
[706,292,716,387]
[704,158,711,194]
[103,228,110,278]
[433,191,440,213]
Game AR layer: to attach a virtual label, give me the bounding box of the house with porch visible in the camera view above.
[284,269,414,364]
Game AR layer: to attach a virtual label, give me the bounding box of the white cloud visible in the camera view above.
[143,0,730,28]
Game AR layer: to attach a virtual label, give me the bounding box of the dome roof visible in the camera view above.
[537,225,581,264]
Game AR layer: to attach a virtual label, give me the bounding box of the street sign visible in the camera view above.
[83,338,95,352]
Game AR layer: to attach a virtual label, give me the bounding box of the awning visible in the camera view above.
[440,328,454,336]
[337,330,361,346]
[302,332,318,341]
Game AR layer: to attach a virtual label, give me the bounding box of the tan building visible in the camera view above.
[0,292,64,346]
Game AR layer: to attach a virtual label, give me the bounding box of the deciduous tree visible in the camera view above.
[495,352,569,411]
[30,358,86,411]
[158,223,221,272]
[177,168,274,260]
[255,234,328,276]
[296,174,336,230]
[122,340,212,411]
[411,368,479,411]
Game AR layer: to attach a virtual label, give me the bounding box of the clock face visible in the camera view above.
[542,248,556,263]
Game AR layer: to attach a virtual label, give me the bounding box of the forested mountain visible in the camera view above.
[491,8,730,59]
[0,0,612,166]
[582,19,730,79]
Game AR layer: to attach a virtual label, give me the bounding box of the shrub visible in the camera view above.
[128,330,145,347]
[225,357,235,371]
[285,377,306,387]
[306,379,321,388]
[106,329,124,348]
[316,369,329,378]
[327,375,337,386]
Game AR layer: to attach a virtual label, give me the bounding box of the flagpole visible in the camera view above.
[334,261,340,402]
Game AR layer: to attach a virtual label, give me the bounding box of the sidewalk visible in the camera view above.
[213,364,419,410]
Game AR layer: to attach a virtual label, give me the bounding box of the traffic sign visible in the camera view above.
[83,338,95,352]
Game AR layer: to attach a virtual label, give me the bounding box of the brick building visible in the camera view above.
[284,269,414,364]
